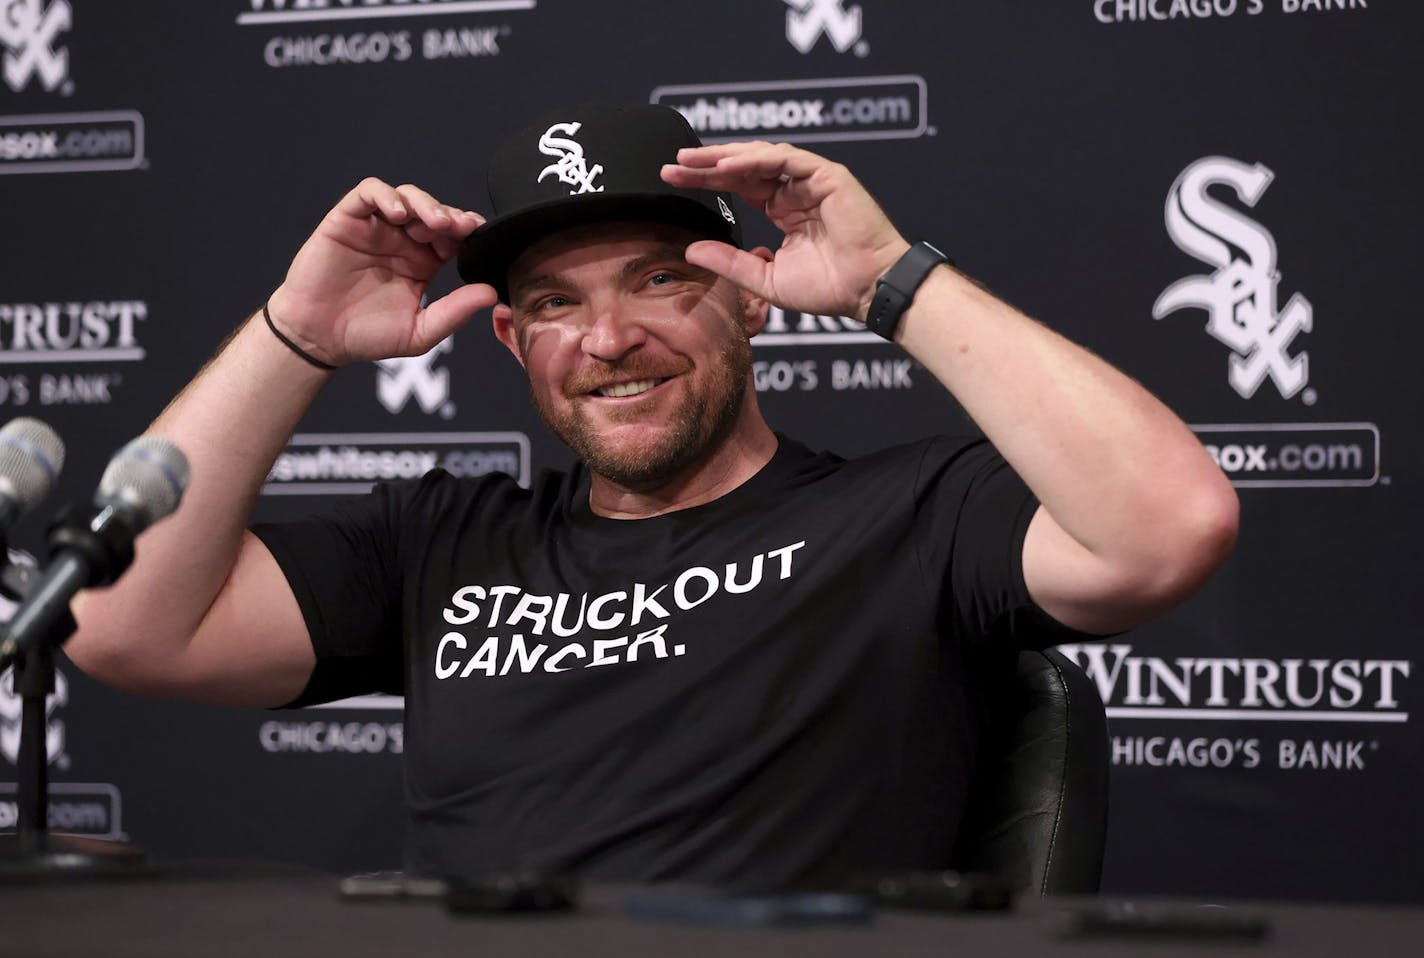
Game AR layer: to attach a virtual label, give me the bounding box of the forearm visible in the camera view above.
[897,267,1236,576]
[663,139,1236,628]
[66,310,329,678]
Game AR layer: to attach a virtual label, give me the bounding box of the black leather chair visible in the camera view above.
[950,648,1110,895]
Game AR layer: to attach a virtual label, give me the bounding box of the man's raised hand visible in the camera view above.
[266,178,498,367]
[661,142,910,322]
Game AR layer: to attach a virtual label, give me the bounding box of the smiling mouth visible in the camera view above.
[593,377,669,399]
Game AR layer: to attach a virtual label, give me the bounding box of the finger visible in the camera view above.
[664,145,831,208]
[394,183,457,232]
[402,220,442,246]
[427,232,464,263]
[411,283,499,354]
[391,185,487,240]
[396,200,483,257]
[671,141,776,168]
[409,217,482,260]
[683,240,775,301]
[395,211,480,257]
[453,209,486,237]
[680,142,825,181]
[661,163,779,208]
[337,177,410,222]
[427,208,483,243]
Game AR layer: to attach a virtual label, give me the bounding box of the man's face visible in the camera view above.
[493,223,761,489]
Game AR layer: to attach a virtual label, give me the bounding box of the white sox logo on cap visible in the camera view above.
[536,121,604,195]
[459,104,743,295]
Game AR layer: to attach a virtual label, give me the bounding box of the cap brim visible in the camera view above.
[457,192,738,300]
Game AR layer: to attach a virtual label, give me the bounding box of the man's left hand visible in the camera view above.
[661,141,909,321]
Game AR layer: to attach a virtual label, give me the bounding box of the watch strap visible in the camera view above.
[864,241,951,340]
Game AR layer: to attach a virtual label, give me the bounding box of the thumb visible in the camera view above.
[685,241,775,301]
[411,283,498,354]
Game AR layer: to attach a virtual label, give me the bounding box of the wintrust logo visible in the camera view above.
[1059,643,1409,723]
[239,0,533,23]
[0,300,145,360]
[259,720,403,754]
[1062,642,1410,773]
[1093,2,1370,25]
[1154,156,1312,402]
[784,0,866,56]
[759,305,876,346]
[238,1,534,70]
[376,337,452,417]
[750,306,916,396]
[0,0,71,94]
[0,300,144,409]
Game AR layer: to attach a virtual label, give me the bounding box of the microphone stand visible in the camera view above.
[0,515,152,879]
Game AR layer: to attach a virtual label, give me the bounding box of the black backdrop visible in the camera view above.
[1,0,1419,903]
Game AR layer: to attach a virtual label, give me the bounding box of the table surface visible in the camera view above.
[0,864,1421,958]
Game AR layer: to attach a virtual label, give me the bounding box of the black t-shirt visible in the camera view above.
[253,434,1072,887]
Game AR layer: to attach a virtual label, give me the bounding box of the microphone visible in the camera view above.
[0,435,189,666]
[0,417,65,538]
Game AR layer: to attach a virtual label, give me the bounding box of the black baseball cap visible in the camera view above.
[457,104,742,300]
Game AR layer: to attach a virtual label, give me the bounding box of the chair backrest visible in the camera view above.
[950,648,1109,895]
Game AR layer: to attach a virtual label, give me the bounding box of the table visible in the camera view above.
[0,864,1420,957]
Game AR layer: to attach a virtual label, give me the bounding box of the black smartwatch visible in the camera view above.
[864,241,952,340]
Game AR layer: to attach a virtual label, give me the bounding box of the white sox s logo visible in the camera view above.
[537,122,604,195]
[0,0,71,93]
[1153,156,1312,401]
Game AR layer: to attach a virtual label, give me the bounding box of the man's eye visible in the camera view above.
[537,295,570,310]
[648,272,675,287]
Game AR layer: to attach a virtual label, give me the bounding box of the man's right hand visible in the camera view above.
[266,178,498,367]
[67,178,500,707]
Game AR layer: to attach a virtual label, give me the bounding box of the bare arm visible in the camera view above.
[65,180,495,707]
[894,269,1238,634]
[663,142,1238,635]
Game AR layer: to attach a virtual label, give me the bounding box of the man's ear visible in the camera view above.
[491,304,525,367]
[740,246,777,338]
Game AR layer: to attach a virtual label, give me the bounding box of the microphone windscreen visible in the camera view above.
[96,435,190,527]
[0,418,64,512]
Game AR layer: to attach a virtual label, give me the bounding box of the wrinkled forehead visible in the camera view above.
[506,222,706,298]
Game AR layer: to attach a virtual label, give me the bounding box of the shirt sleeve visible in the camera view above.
[911,436,1089,652]
[251,479,416,707]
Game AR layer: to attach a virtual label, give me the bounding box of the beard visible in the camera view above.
[530,329,752,491]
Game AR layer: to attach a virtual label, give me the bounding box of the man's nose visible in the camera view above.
[581,299,648,361]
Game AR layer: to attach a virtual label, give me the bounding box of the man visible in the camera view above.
[65,105,1237,886]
